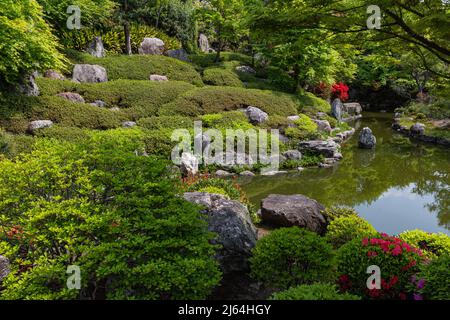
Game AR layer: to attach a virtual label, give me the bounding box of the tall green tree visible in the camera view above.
[0,0,66,87]
[196,0,247,61]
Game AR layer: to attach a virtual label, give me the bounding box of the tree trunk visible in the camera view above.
[124,22,132,55]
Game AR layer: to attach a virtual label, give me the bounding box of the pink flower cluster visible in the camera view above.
[362,233,423,257]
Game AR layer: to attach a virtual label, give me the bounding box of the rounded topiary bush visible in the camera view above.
[203,68,244,87]
[336,233,424,300]
[249,227,335,289]
[408,254,450,300]
[270,283,361,300]
[398,230,450,259]
[326,216,377,248]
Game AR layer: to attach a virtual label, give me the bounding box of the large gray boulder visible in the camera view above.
[260,194,327,234]
[299,139,340,158]
[19,72,39,96]
[28,120,54,132]
[57,92,85,103]
[44,70,65,80]
[72,64,107,83]
[180,152,199,176]
[138,37,165,55]
[236,66,256,74]
[358,127,376,149]
[331,98,343,121]
[149,74,168,82]
[342,102,362,115]
[283,150,302,160]
[0,255,10,282]
[314,119,332,133]
[86,36,105,58]
[410,123,425,136]
[165,48,190,62]
[183,192,258,273]
[245,106,268,124]
[198,33,211,53]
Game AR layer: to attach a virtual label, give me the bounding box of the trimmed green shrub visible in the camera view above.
[203,68,244,87]
[270,283,361,300]
[159,86,300,117]
[200,111,253,130]
[189,52,252,69]
[398,230,450,260]
[336,233,424,299]
[0,132,221,300]
[33,125,90,143]
[142,129,177,157]
[138,116,194,130]
[249,227,334,289]
[322,206,359,223]
[409,254,450,300]
[196,186,230,199]
[298,92,331,114]
[68,53,203,86]
[326,216,377,248]
[0,95,124,133]
[37,78,195,120]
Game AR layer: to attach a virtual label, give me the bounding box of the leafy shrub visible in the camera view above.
[37,78,195,120]
[200,111,253,130]
[32,125,90,143]
[189,52,252,69]
[142,129,177,157]
[196,187,230,199]
[270,283,360,300]
[261,115,290,130]
[280,154,324,169]
[203,68,244,87]
[0,129,14,156]
[0,95,124,133]
[249,227,335,289]
[336,233,424,299]
[61,25,181,54]
[326,216,377,248]
[138,115,194,130]
[160,86,300,117]
[298,92,331,114]
[322,206,358,223]
[409,254,450,300]
[294,114,318,132]
[67,52,203,86]
[0,132,221,299]
[398,230,450,260]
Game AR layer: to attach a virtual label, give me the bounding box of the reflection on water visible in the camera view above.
[242,112,450,235]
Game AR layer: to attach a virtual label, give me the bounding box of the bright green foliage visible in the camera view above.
[284,114,319,141]
[37,0,115,33]
[322,206,359,223]
[270,283,361,301]
[190,52,252,69]
[336,233,424,299]
[200,111,253,130]
[37,77,195,120]
[326,216,377,248]
[61,24,181,54]
[0,132,221,299]
[159,86,300,116]
[67,52,203,85]
[196,186,230,198]
[138,116,194,130]
[142,129,177,157]
[398,230,450,260]
[297,92,331,114]
[0,0,66,85]
[203,68,244,87]
[409,254,450,300]
[249,227,335,289]
[33,125,90,143]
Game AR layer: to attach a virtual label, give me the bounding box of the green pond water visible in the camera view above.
[241,112,450,235]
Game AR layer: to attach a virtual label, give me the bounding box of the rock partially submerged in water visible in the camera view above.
[298,139,340,158]
[183,192,257,273]
[260,194,327,234]
[358,127,376,149]
[410,123,425,136]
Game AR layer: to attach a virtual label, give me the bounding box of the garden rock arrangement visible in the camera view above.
[260,194,327,234]
[19,72,40,97]
[236,66,256,74]
[358,127,377,149]
[183,192,258,273]
[72,64,108,83]
[198,33,212,53]
[342,102,362,115]
[149,74,168,82]
[86,36,105,58]
[331,98,343,121]
[299,139,341,158]
[0,255,10,282]
[28,120,53,132]
[138,37,165,55]
[165,48,190,62]
[245,106,268,124]
[180,152,199,176]
[56,92,85,103]
[44,70,65,80]
[392,121,450,147]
